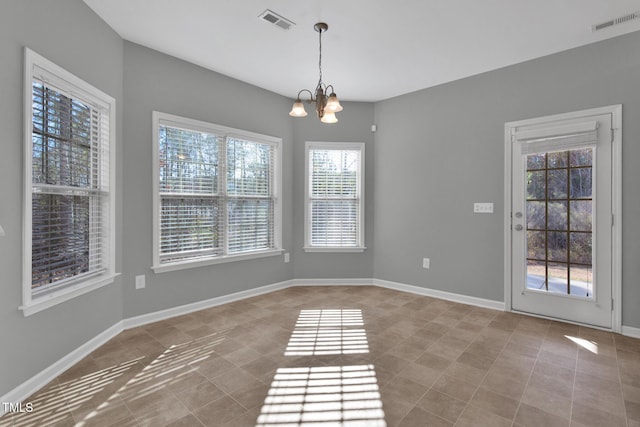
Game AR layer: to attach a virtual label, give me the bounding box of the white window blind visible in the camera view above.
[23,48,116,314]
[159,125,221,262]
[154,113,281,270]
[227,137,275,253]
[305,142,365,250]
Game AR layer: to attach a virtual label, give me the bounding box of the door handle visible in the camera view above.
[514,224,523,231]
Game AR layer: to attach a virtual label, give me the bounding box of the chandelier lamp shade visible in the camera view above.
[289,22,343,123]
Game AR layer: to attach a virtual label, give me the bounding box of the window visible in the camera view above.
[22,48,116,316]
[152,112,282,272]
[305,142,365,252]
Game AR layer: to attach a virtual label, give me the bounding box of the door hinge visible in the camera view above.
[612,213,615,227]
[612,299,614,310]
[611,128,615,143]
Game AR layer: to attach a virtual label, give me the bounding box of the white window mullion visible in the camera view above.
[220,135,229,256]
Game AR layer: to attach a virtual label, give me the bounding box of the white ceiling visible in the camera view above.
[83,1,640,102]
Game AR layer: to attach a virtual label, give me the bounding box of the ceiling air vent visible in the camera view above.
[592,11,640,32]
[259,9,295,30]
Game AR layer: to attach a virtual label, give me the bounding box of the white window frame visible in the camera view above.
[22,48,117,316]
[152,112,282,273]
[304,141,366,252]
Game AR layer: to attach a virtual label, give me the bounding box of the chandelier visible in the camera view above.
[289,22,343,123]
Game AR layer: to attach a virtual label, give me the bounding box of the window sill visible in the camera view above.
[153,249,284,274]
[20,273,119,317]
[303,247,367,253]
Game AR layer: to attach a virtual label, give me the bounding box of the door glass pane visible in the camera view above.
[527,231,545,259]
[570,232,592,264]
[527,171,545,200]
[548,169,567,199]
[525,147,593,299]
[527,260,546,290]
[548,201,567,230]
[570,149,592,167]
[570,265,593,297]
[526,201,545,229]
[527,153,546,170]
[547,262,569,294]
[570,201,592,231]
[547,231,568,262]
[548,151,568,168]
[570,168,592,198]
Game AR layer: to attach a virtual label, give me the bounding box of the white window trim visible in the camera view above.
[152,112,283,273]
[21,48,117,316]
[304,141,366,252]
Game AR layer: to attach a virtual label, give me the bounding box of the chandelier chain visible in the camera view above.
[317,26,323,89]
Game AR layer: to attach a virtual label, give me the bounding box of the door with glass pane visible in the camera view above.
[509,110,614,328]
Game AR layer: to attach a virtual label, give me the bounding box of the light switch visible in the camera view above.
[473,203,494,214]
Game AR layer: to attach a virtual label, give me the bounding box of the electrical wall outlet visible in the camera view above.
[423,258,430,269]
[473,202,494,213]
[135,275,145,289]
[284,253,290,263]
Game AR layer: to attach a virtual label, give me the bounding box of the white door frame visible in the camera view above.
[503,105,622,332]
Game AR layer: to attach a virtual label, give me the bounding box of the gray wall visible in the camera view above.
[291,103,376,279]
[0,0,124,396]
[373,31,640,328]
[2,0,639,401]
[122,42,295,317]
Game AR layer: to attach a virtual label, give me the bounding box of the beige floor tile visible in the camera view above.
[415,351,453,371]
[229,383,271,411]
[174,379,226,412]
[570,401,627,427]
[432,374,478,402]
[457,403,513,427]
[481,369,528,400]
[442,361,486,386]
[396,362,441,388]
[164,413,205,427]
[521,384,572,419]
[398,406,452,427]
[515,402,569,427]
[470,386,520,420]
[193,396,247,426]
[374,353,410,375]
[381,375,429,404]
[417,389,466,423]
[209,367,263,394]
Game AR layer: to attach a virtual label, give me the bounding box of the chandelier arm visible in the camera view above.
[297,89,315,101]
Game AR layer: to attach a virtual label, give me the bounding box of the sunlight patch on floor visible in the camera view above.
[565,335,598,354]
[285,310,369,356]
[256,365,386,427]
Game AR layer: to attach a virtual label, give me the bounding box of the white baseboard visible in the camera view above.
[622,325,640,339]
[4,277,638,418]
[123,279,294,329]
[0,321,123,417]
[291,278,373,287]
[373,278,506,311]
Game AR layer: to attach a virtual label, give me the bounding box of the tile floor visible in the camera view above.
[1,286,639,427]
